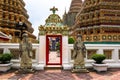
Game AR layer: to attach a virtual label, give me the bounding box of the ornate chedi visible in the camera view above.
[0,0,36,43]
[63,0,83,27]
[72,0,120,42]
[39,6,69,36]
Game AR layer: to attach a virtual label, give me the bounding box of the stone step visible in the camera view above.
[45,65,63,70]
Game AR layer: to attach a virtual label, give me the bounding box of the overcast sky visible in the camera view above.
[24,0,83,37]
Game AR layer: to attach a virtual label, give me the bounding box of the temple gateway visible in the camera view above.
[38,6,70,69]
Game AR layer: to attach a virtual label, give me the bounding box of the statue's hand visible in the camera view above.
[83,54,86,57]
[19,51,22,57]
[28,52,32,58]
[29,56,32,58]
[72,56,75,59]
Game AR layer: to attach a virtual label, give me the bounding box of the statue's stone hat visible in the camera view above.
[22,33,28,38]
[77,34,82,38]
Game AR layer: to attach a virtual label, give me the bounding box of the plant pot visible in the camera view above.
[0,63,13,72]
[92,63,108,72]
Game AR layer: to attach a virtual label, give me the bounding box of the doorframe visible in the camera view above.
[46,35,62,65]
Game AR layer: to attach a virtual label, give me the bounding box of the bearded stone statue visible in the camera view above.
[72,34,89,73]
[19,33,34,73]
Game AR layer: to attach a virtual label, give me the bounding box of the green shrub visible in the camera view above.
[0,54,2,61]
[91,54,106,64]
[68,37,75,44]
[0,53,13,64]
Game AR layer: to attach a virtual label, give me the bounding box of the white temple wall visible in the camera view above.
[0,43,120,70]
[0,43,39,69]
[62,36,71,69]
[36,36,46,70]
[68,44,120,69]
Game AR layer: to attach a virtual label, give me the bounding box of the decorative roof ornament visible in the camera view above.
[39,6,69,35]
[45,6,63,26]
[50,6,58,14]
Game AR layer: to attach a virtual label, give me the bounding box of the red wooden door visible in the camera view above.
[46,35,62,65]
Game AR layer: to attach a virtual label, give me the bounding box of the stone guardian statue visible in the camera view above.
[19,33,34,73]
[72,34,89,73]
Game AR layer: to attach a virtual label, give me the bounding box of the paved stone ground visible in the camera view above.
[0,68,120,80]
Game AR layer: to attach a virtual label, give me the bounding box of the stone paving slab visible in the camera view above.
[0,69,120,80]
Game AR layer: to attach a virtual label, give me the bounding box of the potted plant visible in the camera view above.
[0,53,13,72]
[68,37,75,44]
[91,54,108,72]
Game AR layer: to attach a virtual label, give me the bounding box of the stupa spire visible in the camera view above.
[69,0,82,13]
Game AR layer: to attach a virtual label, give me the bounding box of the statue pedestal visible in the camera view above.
[15,68,34,74]
[71,68,89,73]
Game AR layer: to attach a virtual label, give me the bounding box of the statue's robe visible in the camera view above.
[19,41,32,69]
[73,41,86,68]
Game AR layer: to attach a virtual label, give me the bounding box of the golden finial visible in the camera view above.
[50,6,58,14]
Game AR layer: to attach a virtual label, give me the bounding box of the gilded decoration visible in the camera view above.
[108,35,112,40]
[0,0,36,43]
[93,36,97,41]
[119,35,120,40]
[39,7,69,36]
[102,35,106,40]
[86,36,90,41]
[113,35,117,40]
[39,26,69,35]
[71,0,120,42]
